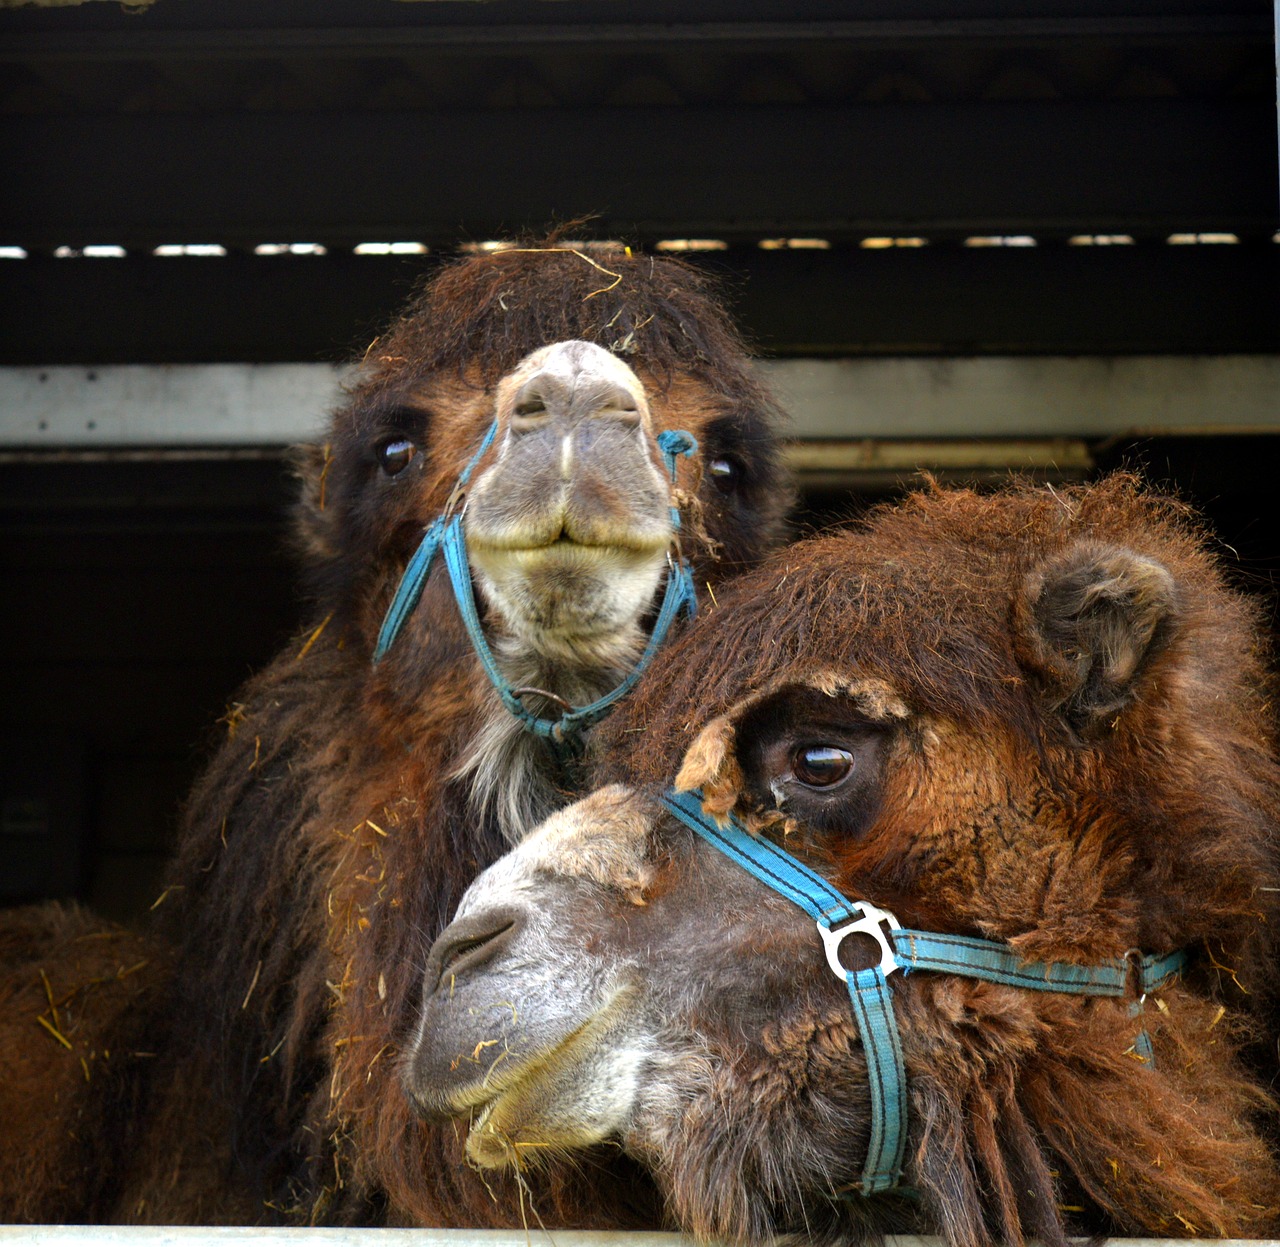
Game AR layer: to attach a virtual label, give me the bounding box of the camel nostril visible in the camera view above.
[427,908,523,994]
[601,404,642,427]
[511,378,556,431]
[587,381,643,427]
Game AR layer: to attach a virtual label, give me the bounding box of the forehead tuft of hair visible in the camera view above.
[597,474,1275,779]
[354,238,767,403]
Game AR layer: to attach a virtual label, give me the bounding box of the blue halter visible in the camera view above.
[660,787,1187,1197]
[373,423,699,745]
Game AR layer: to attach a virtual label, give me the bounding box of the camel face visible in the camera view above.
[465,340,674,649]
[406,480,1280,1246]
[298,247,791,686]
[297,248,792,844]
[0,245,791,1228]
[404,781,846,1179]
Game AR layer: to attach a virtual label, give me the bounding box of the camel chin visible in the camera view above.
[460,997,647,1171]
[468,539,671,647]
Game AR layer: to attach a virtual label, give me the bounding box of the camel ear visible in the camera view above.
[1015,541,1178,733]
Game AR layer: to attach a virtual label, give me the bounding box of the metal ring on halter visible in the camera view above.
[660,787,1187,1196]
[509,686,576,719]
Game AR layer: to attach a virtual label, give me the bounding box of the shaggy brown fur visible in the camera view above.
[585,476,1280,1244]
[1,242,787,1225]
[410,476,1279,1247]
[0,905,168,1221]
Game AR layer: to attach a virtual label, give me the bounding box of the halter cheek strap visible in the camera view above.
[442,515,696,741]
[373,423,700,747]
[373,417,499,664]
[660,787,1187,1197]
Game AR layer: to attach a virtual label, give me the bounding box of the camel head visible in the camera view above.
[404,478,1280,1246]
[295,244,787,670]
[289,242,790,835]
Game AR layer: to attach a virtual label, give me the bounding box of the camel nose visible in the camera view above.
[510,372,642,434]
[425,907,524,996]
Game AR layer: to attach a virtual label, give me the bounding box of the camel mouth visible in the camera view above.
[424,989,643,1171]
[467,530,671,560]
[419,1004,591,1118]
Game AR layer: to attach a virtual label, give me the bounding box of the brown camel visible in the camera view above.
[409,477,1280,1247]
[0,242,788,1225]
[0,905,167,1218]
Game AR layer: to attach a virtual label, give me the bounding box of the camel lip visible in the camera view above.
[405,1036,551,1126]
[424,988,617,1114]
[467,532,670,558]
[427,1011,589,1124]
[437,1041,556,1118]
[458,992,640,1170]
[417,984,637,1134]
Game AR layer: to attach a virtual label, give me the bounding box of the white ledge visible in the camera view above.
[1,357,1278,449]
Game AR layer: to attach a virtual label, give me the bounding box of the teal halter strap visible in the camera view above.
[372,417,499,664]
[442,514,696,741]
[373,424,700,746]
[659,788,1187,1197]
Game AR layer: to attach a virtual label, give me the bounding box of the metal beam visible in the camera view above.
[3,357,1277,450]
[0,364,343,448]
[2,101,1274,245]
[757,355,1280,439]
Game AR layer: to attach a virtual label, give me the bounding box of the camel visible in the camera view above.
[1,242,788,1225]
[408,477,1280,1247]
[0,905,166,1217]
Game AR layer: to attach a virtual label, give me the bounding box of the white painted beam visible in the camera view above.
[0,357,1277,449]
[757,355,1280,439]
[0,364,345,448]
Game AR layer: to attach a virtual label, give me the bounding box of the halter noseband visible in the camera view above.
[373,423,699,747]
[660,787,1187,1197]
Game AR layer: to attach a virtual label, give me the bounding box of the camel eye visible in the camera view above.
[738,690,892,836]
[378,437,417,476]
[707,458,738,492]
[791,745,854,788]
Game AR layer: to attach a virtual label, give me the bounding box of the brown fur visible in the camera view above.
[414,478,1274,1247]
[0,241,788,1225]
[0,905,168,1222]
[570,476,1280,1244]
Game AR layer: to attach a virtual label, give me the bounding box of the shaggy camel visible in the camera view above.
[1,243,788,1225]
[409,477,1280,1247]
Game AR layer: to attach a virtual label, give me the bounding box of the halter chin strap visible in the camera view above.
[660,787,1187,1197]
[373,422,700,745]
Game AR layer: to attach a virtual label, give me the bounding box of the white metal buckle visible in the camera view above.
[819,901,903,979]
